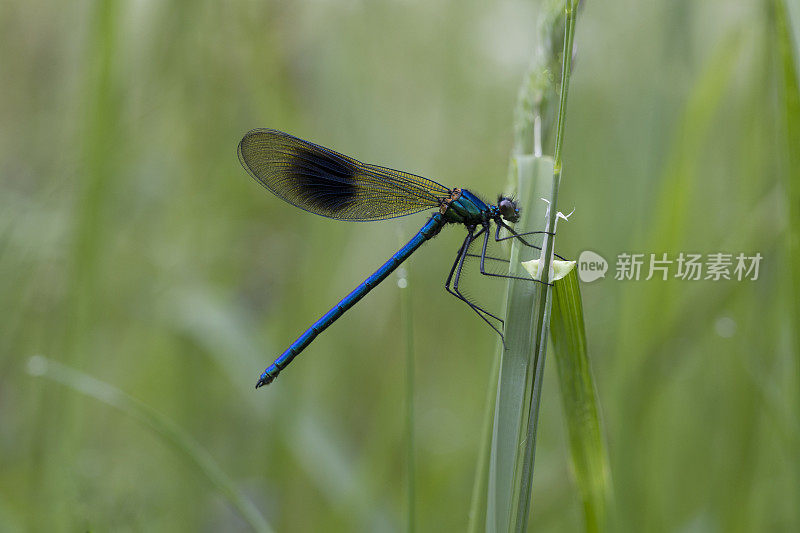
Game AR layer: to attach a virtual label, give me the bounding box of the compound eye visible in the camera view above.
[498,198,519,222]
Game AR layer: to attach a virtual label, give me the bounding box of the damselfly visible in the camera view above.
[238,129,554,388]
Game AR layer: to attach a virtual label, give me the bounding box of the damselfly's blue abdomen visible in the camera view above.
[255,212,446,388]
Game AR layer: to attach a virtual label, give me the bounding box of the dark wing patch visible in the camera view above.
[285,142,358,214]
[238,129,451,221]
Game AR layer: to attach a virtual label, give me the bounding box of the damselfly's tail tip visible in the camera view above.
[255,373,275,389]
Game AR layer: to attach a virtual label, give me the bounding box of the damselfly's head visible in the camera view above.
[497,196,520,223]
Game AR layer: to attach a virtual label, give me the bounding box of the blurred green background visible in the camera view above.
[2,0,799,531]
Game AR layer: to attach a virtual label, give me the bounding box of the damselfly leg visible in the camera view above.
[443,222,565,344]
[494,223,567,261]
[445,227,506,341]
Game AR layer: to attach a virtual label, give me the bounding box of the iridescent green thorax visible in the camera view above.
[441,188,491,225]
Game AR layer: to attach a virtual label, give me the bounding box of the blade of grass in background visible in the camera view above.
[26,356,272,533]
[774,0,800,352]
[612,33,742,385]
[551,269,613,532]
[467,340,501,533]
[611,34,742,531]
[774,0,800,511]
[34,2,122,528]
[287,414,396,531]
[398,262,416,533]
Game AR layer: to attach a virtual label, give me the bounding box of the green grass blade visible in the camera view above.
[551,269,613,532]
[486,155,554,533]
[614,34,742,375]
[399,263,416,533]
[486,2,580,530]
[507,159,558,533]
[467,346,500,533]
[37,3,122,526]
[775,0,800,506]
[510,2,579,530]
[610,34,742,530]
[775,0,800,353]
[27,356,272,533]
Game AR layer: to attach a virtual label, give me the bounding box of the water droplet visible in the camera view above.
[714,317,736,338]
[27,355,47,376]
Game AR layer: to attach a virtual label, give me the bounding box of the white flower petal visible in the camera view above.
[521,258,576,281]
